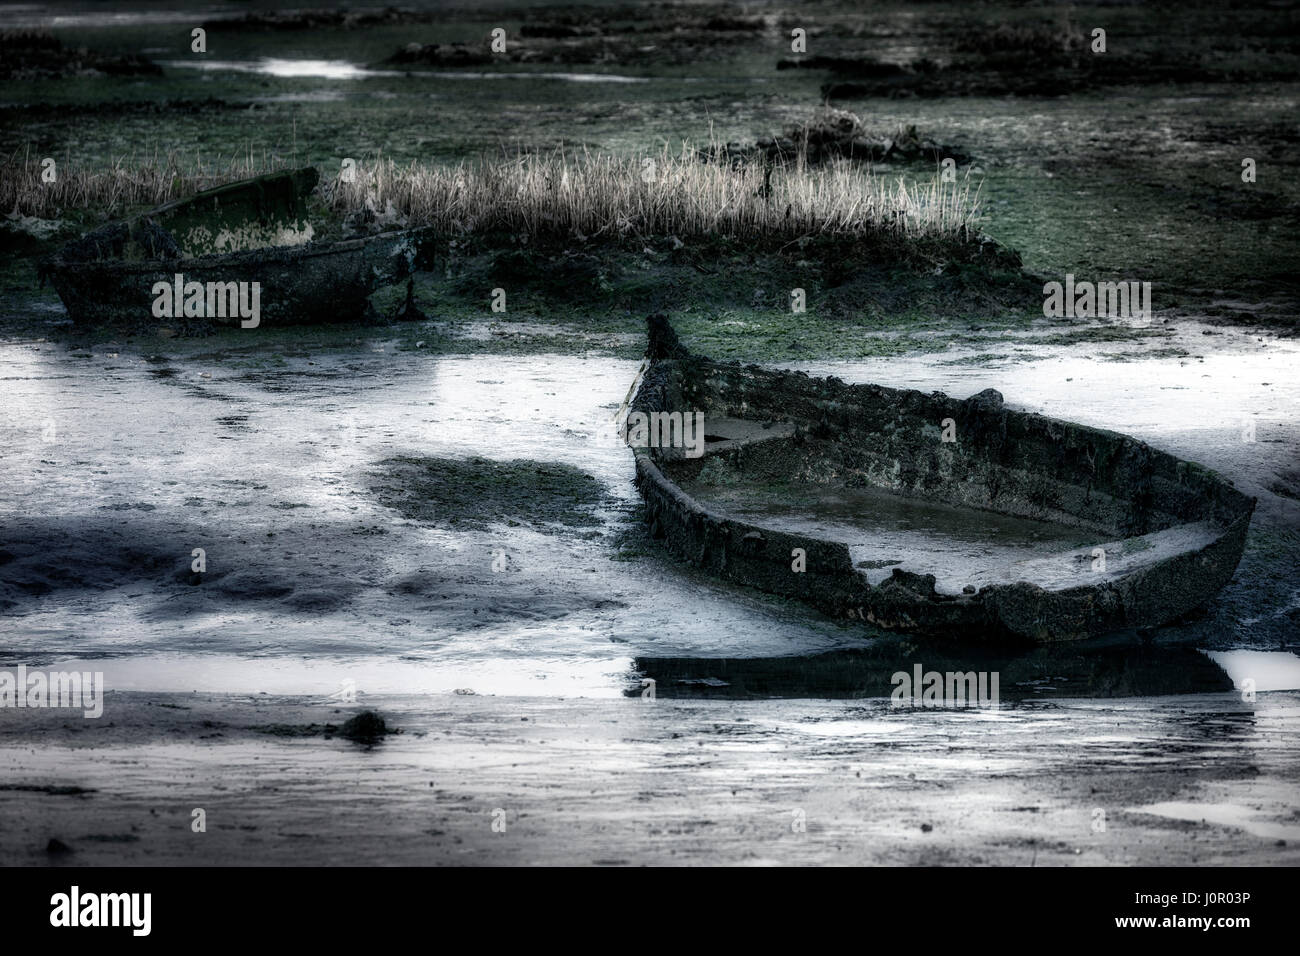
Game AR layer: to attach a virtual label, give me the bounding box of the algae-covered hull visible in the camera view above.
[40,167,423,326]
[629,315,1255,643]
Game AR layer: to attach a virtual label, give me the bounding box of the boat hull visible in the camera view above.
[42,232,421,326]
[630,315,1255,643]
[39,166,428,326]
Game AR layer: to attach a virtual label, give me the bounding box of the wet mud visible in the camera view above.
[2,0,1298,866]
[2,319,1295,683]
[372,456,611,531]
[1,689,1297,865]
[0,30,161,81]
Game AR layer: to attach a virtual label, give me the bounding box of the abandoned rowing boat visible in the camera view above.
[40,167,424,326]
[628,315,1254,643]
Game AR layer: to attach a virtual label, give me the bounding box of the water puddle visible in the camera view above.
[2,324,1296,698]
[1203,650,1300,692]
[161,58,653,84]
[679,477,1099,593]
[636,644,1248,701]
[5,7,232,29]
[37,653,634,699]
[1130,801,1300,842]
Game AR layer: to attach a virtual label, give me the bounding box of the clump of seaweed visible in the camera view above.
[371,457,609,532]
[0,30,162,80]
[951,21,1087,58]
[253,710,397,745]
[383,42,493,67]
[704,109,974,166]
[335,711,391,744]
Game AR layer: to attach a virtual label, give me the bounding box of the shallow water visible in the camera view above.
[2,320,1297,697]
[679,477,1100,591]
[1131,801,1300,843]
[160,58,656,84]
[1,343,857,697]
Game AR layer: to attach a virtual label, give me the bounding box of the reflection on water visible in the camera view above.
[636,645,1300,701]
[161,59,652,84]
[5,7,233,29]
[1131,801,1300,842]
[1203,649,1300,693]
[179,59,373,81]
[38,653,636,699]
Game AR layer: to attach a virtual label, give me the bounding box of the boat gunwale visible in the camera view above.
[41,228,421,273]
[629,316,1256,641]
[40,165,435,280]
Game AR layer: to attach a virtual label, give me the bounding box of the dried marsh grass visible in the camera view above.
[4,144,982,245]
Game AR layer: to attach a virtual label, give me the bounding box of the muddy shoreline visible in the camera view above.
[2,689,1297,866]
[2,0,1298,867]
[2,321,1298,868]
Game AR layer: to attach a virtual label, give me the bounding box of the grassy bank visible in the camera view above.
[4,140,981,244]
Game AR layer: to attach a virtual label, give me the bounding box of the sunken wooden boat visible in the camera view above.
[40,167,424,326]
[629,315,1254,643]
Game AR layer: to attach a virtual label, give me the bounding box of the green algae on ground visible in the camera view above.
[372,456,610,531]
[2,219,1043,362]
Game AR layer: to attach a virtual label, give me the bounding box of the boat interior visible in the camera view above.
[645,363,1251,598]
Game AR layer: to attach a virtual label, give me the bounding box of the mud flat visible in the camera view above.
[2,0,1298,870]
[1,689,1298,866]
